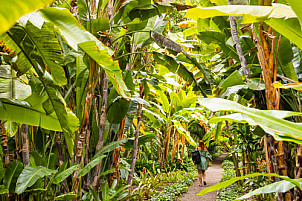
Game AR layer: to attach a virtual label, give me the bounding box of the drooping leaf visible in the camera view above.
[78,155,106,177]
[237,179,301,200]
[78,41,130,99]
[274,82,302,91]
[173,120,196,146]
[107,70,134,124]
[123,133,156,149]
[6,26,79,136]
[54,193,78,200]
[53,164,79,184]
[128,2,174,21]
[197,172,301,195]
[39,7,111,53]
[197,32,239,61]
[152,52,207,97]
[198,98,302,143]
[4,160,23,193]
[93,138,127,160]
[0,0,54,36]
[16,166,57,194]
[186,4,297,23]
[24,22,67,85]
[286,0,302,23]
[218,70,244,88]
[266,18,302,50]
[0,94,78,132]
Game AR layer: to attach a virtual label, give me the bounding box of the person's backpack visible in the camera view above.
[192,149,201,164]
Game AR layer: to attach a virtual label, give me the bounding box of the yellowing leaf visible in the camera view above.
[186,4,297,24]
[178,20,197,27]
[0,0,54,36]
[273,82,302,91]
[133,119,146,134]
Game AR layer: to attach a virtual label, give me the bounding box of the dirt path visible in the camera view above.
[180,153,227,201]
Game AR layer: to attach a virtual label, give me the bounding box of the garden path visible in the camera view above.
[180,152,227,201]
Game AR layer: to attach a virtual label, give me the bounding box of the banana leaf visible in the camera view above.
[198,98,302,144]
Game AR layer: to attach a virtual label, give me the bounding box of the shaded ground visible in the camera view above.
[180,153,227,201]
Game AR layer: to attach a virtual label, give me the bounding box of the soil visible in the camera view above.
[180,152,227,201]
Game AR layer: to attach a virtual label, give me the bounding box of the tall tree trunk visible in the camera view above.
[91,71,109,189]
[127,83,143,192]
[21,124,30,167]
[0,122,10,167]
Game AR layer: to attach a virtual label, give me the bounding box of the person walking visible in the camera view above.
[194,140,211,187]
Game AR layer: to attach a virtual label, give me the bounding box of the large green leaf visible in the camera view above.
[128,2,174,21]
[286,0,302,23]
[218,70,244,88]
[53,164,79,184]
[78,41,130,99]
[6,26,79,138]
[93,138,128,160]
[197,173,301,195]
[39,7,111,53]
[238,179,302,200]
[197,32,239,61]
[24,22,67,85]
[266,18,302,50]
[3,160,23,193]
[156,90,170,114]
[123,133,156,149]
[198,98,302,143]
[78,155,106,177]
[16,166,57,194]
[152,52,207,97]
[0,0,54,36]
[186,4,297,23]
[106,71,134,124]
[185,4,302,49]
[173,120,196,146]
[54,193,78,200]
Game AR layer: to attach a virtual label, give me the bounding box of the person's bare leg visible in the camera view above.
[202,170,206,185]
[198,169,203,186]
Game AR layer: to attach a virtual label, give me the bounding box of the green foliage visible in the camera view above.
[217,160,240,201]
[0,0,53,36]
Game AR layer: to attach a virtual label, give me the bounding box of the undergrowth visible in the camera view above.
[217,160,240,201]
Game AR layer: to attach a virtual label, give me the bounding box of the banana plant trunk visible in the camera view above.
[252,20,292,200]
[21,124,30,167]
[109,117,126,185]
[56,132,64,167]
[92,71,109,189]
[294,144,302,200]
[0,122,10,167]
